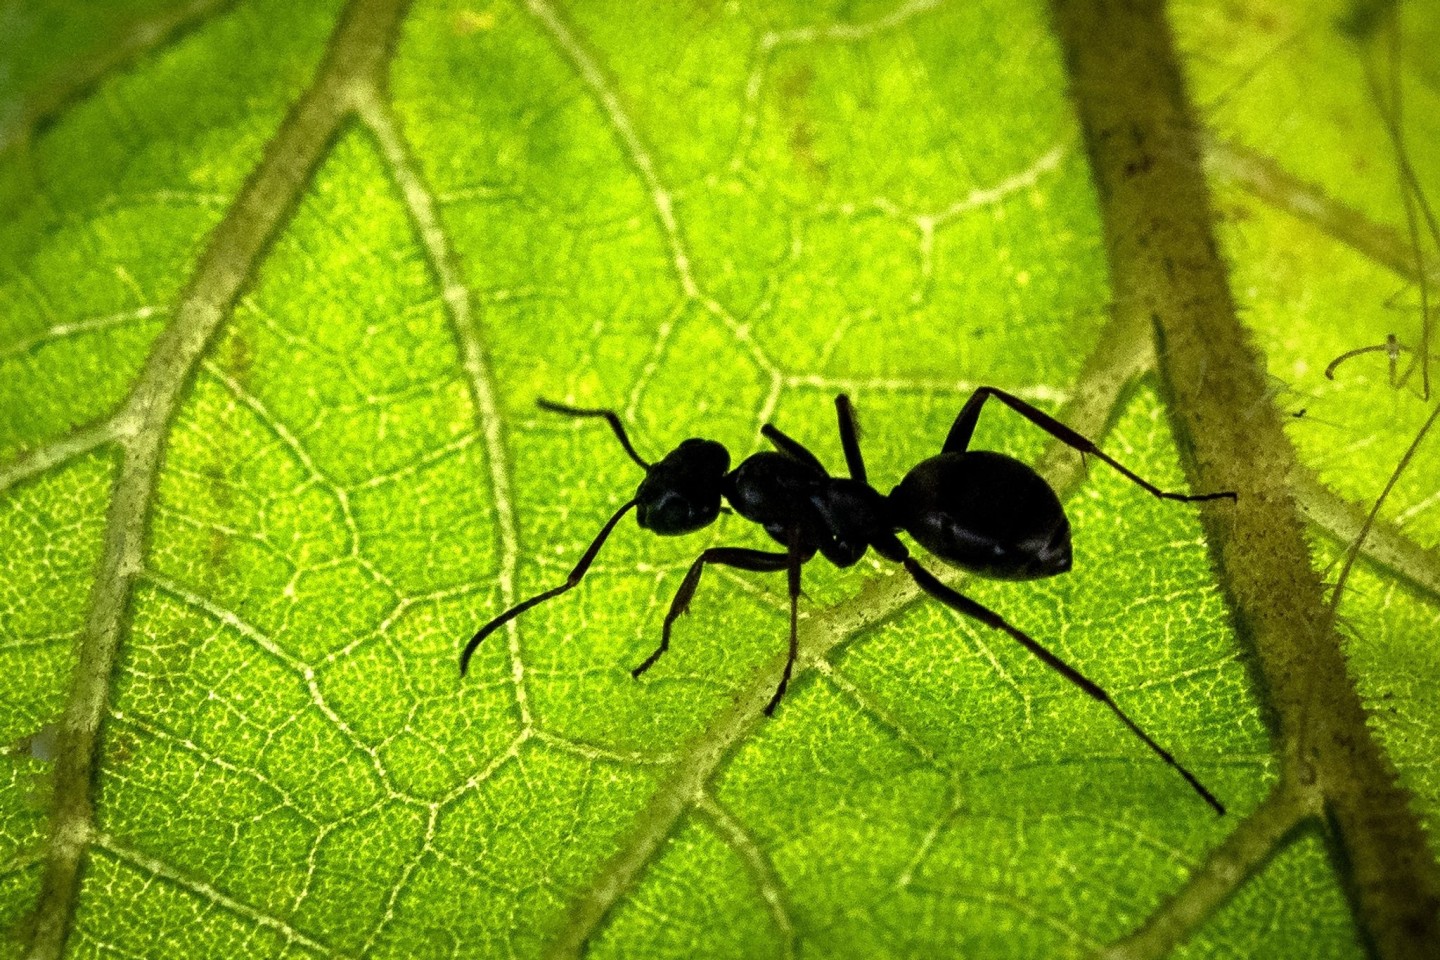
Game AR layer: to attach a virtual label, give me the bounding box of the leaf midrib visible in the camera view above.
[1051,1,1440,957]
[22,0,414,956]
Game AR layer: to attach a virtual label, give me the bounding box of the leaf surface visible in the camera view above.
[1,0,1436,958]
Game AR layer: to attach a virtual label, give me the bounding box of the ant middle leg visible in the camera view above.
[632,547,789,677]
[764,536,805,715]
[537,398,652,470]
[942,387,1236,503]
[901,556,1225,815]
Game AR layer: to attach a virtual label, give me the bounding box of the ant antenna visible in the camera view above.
[459,499,638,675]
[537,399,651,470]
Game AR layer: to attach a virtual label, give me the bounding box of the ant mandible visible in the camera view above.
[460,390,1236,815]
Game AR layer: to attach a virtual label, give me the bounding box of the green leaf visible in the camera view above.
[1,0,1436,958]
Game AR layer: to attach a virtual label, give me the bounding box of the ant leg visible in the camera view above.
[901,556,1224,814]
[940,389,991,454]
[834,394,867,483]
[537,398,651,470]
[632,547,789,677]
[460,499,637,676]
[761,424,828,474]
[764,538,804,715]
[943,387,1235,503]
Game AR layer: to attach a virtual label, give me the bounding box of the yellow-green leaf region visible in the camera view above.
[1,0,1436,958]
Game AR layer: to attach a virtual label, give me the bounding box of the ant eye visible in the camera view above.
[638,489,718,535]
[653,493,692,526]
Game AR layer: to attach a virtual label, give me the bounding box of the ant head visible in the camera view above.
[635,438,731,535]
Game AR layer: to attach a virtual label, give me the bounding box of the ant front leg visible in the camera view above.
[901,557,1225,815]
[834,394,867,483]
[633,547,789,678]
[943,387,1236,503]
[760,424,828,474]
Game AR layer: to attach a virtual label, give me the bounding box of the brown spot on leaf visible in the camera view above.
[105,726,138,768]
[205,327,254,576]
[1125,153,1155,177]
[778,64,828,183]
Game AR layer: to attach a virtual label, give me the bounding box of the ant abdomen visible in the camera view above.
[890,450,1072,581]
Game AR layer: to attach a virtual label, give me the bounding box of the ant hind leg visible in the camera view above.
[901,556,1225,815]
[944,387,1235,503]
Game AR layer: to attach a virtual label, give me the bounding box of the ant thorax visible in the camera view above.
[722,451,825,534]
[810,478,891,567]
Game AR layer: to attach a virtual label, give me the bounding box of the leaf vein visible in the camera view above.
[521,0,786,430]
[23,3,417,953]
[352,83,532,730]
[696,792,796,960]
[91,831,349,959]
[0,0,239,155]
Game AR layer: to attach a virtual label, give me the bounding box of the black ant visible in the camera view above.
[460,391,1236,814]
